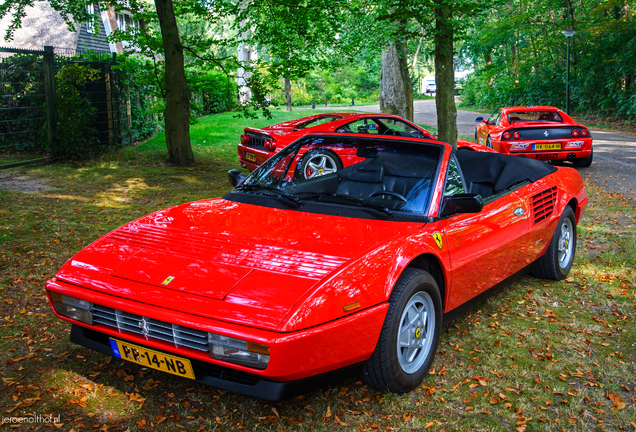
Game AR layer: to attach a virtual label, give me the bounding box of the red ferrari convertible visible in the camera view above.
[239,113,484,177]
[474,106,593,167]
[46,134,587,401]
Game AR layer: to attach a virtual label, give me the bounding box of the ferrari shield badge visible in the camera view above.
[161,276,175,286]
[433,232,443,249]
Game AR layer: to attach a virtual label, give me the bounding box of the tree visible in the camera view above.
[225,0,349,112]
[434,0,457,146]
[368,0,467,147]
[154,0,193,165]
[460,0,635,118]
[380,41,413,121]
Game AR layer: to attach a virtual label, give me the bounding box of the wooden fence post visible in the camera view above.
[43,46,57,158]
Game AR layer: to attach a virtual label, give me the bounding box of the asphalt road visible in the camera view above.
[341,99,636,205]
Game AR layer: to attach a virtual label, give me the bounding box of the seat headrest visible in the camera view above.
[348,165,384,183]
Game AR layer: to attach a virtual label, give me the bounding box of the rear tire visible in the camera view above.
[573,148,593,168]
[531,206,577,280]
[486,136,493,149]
[362,269,442,393]
[297,148,342,179]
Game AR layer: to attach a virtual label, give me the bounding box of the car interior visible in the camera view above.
[288,147,437,212]
[507,111,564,123]
[335,118,424,138]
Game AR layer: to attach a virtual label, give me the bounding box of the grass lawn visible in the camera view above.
[0,108,635,431]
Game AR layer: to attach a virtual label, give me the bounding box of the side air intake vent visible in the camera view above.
[532,187,557,224]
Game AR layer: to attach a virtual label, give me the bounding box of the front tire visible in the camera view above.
[531,206,577,280]
[573,148,593,168]
[362,269,442,393]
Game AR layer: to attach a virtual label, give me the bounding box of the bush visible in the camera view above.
[115,56,161,140]
[188,69,237,114]
[55,64,101,160]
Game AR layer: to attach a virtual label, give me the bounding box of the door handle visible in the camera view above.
[514,207,525,216]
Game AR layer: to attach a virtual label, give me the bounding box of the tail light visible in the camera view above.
[571,129,579,137]
[581,129,588,137]
[513,131,521,139]
[240,134,249,144]
[503,132,511,140]
[264,139,276,151]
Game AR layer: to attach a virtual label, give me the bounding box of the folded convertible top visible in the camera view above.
[456,149,558,197]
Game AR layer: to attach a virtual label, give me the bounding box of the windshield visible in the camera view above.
[238,136,441,214]
[508,111,564,123]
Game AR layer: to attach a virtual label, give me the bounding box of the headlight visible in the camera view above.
[49,292,93,324]
[208,333,270,370]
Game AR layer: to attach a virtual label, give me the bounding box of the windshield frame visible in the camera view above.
[225,135,446,221]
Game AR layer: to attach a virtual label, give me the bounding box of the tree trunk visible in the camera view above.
[380,40,413,121]
[411,27,424,73]
[155,0,194,165]
[285,78,292,111]
[434,0,457,148]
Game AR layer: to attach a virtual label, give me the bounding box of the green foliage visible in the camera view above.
[268,58,382,106]
[114,55,160,141]
[460,0,636,118]
[55,63,100,160]
[188,69,237,114]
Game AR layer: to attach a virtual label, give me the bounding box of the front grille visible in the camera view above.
[92,304,209,352]
[531,187,557,224]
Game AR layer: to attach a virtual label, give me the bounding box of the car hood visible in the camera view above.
[55,198,423,329]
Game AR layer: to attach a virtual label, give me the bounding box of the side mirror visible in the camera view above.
[440,194,484,217]
[227,169,247,187]
[475,117,484,123]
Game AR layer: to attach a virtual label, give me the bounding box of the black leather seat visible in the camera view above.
[383,175,422,197]
[336,165,385,197]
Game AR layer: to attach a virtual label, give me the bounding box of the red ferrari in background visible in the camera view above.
[474,106,593,167]
[46,133,587,401]
[239,113,484,178]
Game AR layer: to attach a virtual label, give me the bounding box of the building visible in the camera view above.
[0,1,140,55]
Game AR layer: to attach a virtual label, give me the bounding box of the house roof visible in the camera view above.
[0,1,80,51]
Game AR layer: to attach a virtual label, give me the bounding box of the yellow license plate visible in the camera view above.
[245,152,256,162]
[109,338,195,379]
[534,143,561,151]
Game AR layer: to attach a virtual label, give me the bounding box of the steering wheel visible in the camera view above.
[369,190,408,202]
[383,128,396,136]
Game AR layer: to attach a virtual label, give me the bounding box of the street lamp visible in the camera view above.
[562,29,576,115]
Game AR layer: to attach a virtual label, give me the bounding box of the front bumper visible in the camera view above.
[71,325,362,401]
[46,280,387,394]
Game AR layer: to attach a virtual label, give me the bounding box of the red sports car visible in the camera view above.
[474,106,593,167]
[46,134,587,401]
[239,113,483,177]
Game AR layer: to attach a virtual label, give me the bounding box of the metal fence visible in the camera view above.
[0,46,128,169]
[0,47,50,168]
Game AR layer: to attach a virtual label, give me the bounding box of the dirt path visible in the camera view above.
[0,171,57,193]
